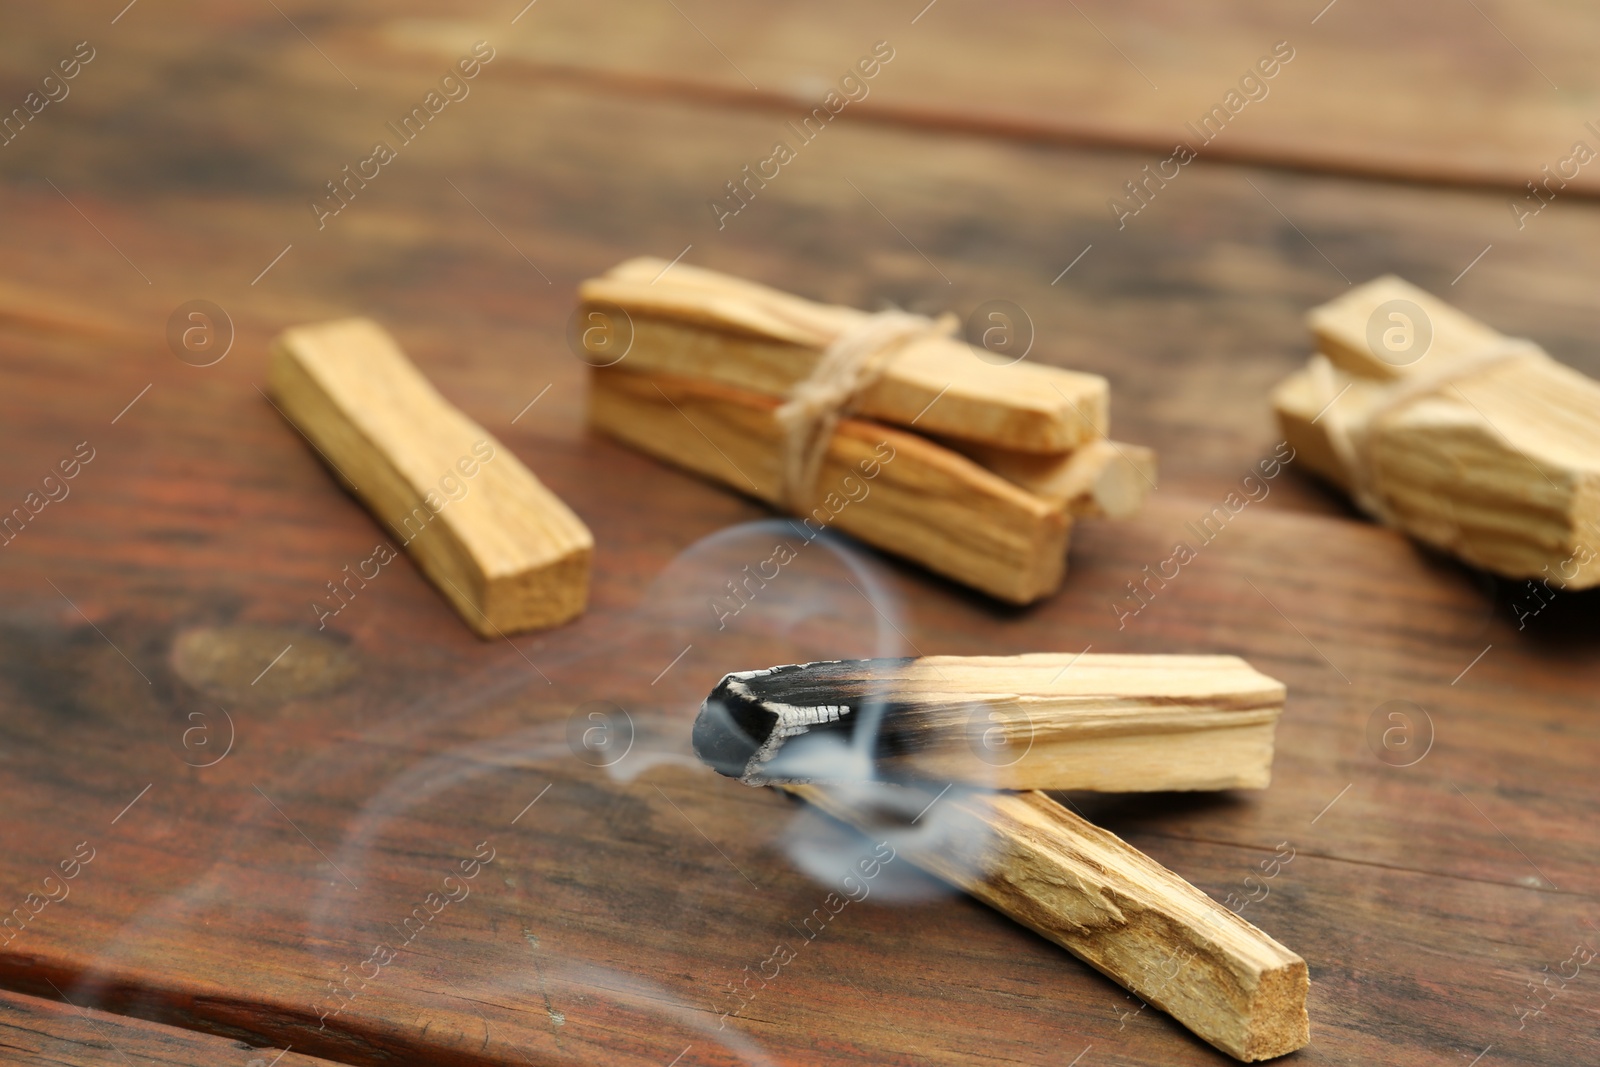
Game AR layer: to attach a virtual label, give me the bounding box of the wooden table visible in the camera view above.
[2,3,1596,1064]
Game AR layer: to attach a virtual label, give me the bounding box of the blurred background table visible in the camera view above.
[1,2,1596,1065]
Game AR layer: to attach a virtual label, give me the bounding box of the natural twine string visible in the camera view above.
[773,308,958,510]
[1313,337,1550,524]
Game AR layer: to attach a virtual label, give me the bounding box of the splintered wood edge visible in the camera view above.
[787,783,1309,1061]
[979,792,1309,1062]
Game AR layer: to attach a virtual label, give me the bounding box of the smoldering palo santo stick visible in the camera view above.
[693,654,1286,791]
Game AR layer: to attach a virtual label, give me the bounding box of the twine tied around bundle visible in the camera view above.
[774,308,959,510]
[1312,337,1551,525]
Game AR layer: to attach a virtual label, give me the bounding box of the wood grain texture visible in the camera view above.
[0,5,1596,1067]
[588,366,1072,603]
[0,987,340,1067]
[957,438,1159,519]
[269,317,593,635]
[373,0,1600,198]
[788,784,1309,1061]
[693,654,1284,792]
[580,257,1110,452]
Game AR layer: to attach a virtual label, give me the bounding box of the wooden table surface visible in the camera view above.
[2,3,1596,1065]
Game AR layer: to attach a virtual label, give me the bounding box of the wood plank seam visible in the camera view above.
[470,55,1600,203]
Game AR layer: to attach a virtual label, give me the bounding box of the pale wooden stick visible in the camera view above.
[1309,274,1504,381]
[269,318,592,635]
[580,258,1109,453]
[588,367,1071,604]
[694,654,1283,791]
[788,783,1310,1062]
[953,438,1157,518]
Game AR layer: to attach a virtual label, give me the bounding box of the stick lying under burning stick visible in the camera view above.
[788,781,1309,1062]
[693,654,1309,1062]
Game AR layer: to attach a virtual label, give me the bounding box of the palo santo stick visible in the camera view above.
[269,318,592,635]
[1273,363,1381,495]
[579,258,1109,453]
[1309,274,1504,381]
[788,782,1310,1062]
[588,367,1069,603]
[1274,277,1600,586]
[955,438,1157,518]
[694,654,1284,791]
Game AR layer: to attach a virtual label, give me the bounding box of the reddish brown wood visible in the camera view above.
[0,987,341,1067]
[116,0,1600,200]
[445,4,1600,202]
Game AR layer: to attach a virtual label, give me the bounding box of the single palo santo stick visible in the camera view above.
[1274,276,1600,587]
[269,318,592,635]
[579,257,1109,453]
[953,438,1158,518]
[693,654,1284,791]
[787,782,1310,1062]
[1273,368,1381,494]
[1308,274,1506,381]
[589,367,1069,603]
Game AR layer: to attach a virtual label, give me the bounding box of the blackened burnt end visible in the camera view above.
[692,683,773,777]
[691,659,917,780]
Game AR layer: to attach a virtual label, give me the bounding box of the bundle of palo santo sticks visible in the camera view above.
[580,259,1156,604]
[694,653,1310,1062]
[1274,276,1600,588]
